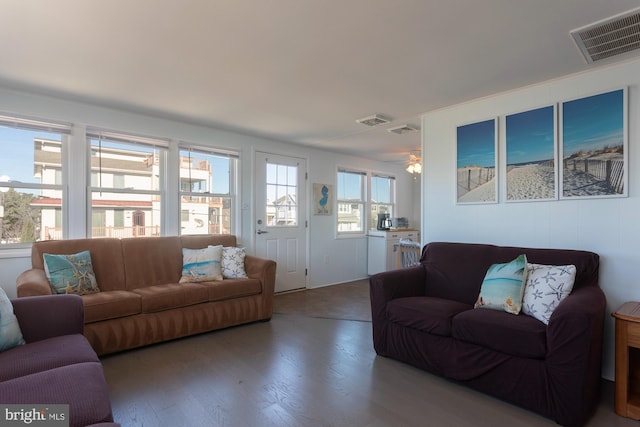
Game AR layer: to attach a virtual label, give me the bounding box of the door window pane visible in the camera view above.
[266,162,297,226]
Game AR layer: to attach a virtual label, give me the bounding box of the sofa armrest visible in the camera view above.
[369,266,426,355]
[11,294,84,343]
[546,285,606,417]
[369,265,426,307]
[16,268,53,297]
[245,255,277,317]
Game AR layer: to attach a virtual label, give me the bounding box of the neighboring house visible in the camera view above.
[31,138,228,241]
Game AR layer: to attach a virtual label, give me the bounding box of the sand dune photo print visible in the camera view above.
[560,88,627,199]
[456,118,498,204]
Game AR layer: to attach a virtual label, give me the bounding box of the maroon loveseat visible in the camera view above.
[370,242,605,427]
[0,294,117,427]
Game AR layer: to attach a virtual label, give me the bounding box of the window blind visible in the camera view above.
[0,113,72,134]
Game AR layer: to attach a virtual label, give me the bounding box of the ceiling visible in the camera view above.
[1,0,639,164]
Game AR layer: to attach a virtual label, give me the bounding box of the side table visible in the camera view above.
[612,301,640,419]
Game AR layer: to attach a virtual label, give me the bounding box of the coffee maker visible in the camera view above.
[376,213,392,230]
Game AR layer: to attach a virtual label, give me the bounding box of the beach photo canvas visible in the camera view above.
[456,118,497,204]
[505,105,557,202]
[560,88,627,199]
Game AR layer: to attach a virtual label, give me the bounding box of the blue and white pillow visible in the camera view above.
[475,254,528,315]
[0,287,26,352]
[522,263,576,324]
[221,246,248,279]
[44,250,100,295]
[179,245,223,283]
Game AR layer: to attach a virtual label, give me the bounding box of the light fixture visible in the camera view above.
[406,153,422,175]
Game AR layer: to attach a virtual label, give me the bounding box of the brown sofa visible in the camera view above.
[16,235,276,356]
[370,242,605,427]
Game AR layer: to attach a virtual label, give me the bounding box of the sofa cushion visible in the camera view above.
[179,246,223,283]
[222,246,249,279]
[0,288,25,352]
[200,278,262,302]
[452,308,547,358]
[522,263,576,324]
[44,250,101,295]
[82,291,142,323]
[0,334,99,382]
[0,362,114,427]
[132,283,209,313]
[121,236,183,290]
[475,254,527,315]
[387,297,472,336]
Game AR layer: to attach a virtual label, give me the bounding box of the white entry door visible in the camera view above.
[254,152,307,293]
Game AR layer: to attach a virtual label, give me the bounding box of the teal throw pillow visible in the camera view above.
[179,245,223,283]
[0,287,26,351]
[44,250,100,295]
[475,254,528,315]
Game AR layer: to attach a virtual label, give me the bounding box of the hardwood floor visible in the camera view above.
[101,284,634,426]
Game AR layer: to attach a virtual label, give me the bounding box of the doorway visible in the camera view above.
[254,151,307,293]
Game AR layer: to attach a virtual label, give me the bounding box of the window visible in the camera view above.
[178,144,237,235]
[0,113,71,245]
[88,129,168,238]
[337,168,366,234]
[369,174,396,230]
[266,162,297,227]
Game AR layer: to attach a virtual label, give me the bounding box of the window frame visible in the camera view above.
[178,143,239,236]
[369,173,396,231]
[0,113,71,248]
[336,167,367,237]
[86,128,169,239]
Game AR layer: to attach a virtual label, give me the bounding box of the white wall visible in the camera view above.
[421,57,640,380]
[0,86,417,296]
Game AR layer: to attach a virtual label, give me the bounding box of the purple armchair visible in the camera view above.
[0,294,117,427]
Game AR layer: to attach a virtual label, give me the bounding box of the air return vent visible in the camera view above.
[356,114,390,127]
[387,124,418,135]
[571,8,640,63]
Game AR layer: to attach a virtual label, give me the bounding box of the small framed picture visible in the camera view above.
[313,183,332,215]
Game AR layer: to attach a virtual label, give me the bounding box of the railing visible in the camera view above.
[44,225,161,240]
[457,167,496,196]
[563,158,624,194]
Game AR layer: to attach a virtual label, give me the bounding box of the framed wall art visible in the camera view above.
[456,118,498,204]
[560,88,627,199]
[313,183,333,215]
[505,105,557,202]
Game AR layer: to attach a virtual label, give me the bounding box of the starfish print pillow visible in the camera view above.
[522,263,576,324]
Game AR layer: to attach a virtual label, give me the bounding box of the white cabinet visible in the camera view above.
[367,229,420,275]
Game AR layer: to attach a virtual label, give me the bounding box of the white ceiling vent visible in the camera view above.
[571,8,640,63]
[387,124,419,135]
[356,114,390,127]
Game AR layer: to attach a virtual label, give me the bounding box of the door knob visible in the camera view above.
[257,230,268,234]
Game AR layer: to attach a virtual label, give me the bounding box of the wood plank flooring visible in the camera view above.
[102,311,635,427]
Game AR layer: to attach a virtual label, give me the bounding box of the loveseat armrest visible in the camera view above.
[546,285,606,423]
[11,294,84,343]
[16,268,53,297]
[369,265,426,306]
[369,266,426,356]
